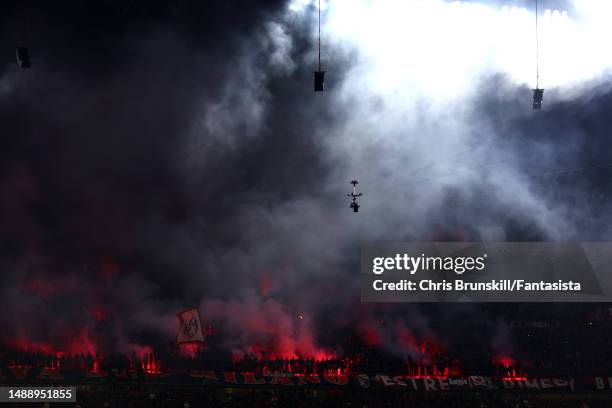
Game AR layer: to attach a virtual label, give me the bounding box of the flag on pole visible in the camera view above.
[176,308,205,344]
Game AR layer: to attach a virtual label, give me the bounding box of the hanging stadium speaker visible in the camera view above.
[532,88,544,110]
[16,46,31,68]
[314,71,325,92]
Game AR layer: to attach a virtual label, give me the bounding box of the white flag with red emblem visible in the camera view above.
[176,308,205,344]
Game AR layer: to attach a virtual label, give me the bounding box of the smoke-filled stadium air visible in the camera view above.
[1,1,612,406]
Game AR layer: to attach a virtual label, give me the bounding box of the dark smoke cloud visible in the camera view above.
[0,0,611,360]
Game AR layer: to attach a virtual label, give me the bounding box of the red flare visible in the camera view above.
[494,355,515,369]
[503,376,528,381]
[91,358,99,373]
[141,353,162,374]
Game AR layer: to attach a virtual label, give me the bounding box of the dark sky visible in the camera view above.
[1,0,611,358]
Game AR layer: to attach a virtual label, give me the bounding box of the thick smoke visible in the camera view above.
[0,0,611,361]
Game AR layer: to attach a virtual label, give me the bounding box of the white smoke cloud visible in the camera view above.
[292,0,612,91]
[276,0,612,240]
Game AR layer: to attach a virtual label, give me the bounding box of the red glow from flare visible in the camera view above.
[179,343,202,358]
[312,350,336,360]
[233,340,336,361]
[7,328,97,357]
[65,329,97,355]
[494,355,515,368]
[91,358,100,373]
[360,327,381,347]
[494,356,528,380]
[406,363,451,378]
[7,337,53,355]
[141,354,162,374]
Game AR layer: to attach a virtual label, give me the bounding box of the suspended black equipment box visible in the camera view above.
[533,88,544,110]
[314,71,326,92]
[16,46,31,68]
